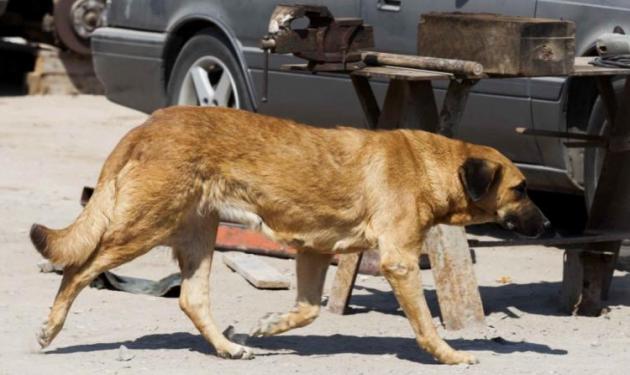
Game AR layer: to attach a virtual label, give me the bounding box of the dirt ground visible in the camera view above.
[1,95,629,375]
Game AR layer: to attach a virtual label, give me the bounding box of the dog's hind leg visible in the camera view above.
[251,251,332,337]
[37,236,156,348]
[174,215,254,359]
[379,240,478,365]
[37,165,187,349]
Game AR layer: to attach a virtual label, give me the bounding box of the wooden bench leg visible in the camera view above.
[562,247,619,316]
[327,252,363,314]
[425,225,486,330]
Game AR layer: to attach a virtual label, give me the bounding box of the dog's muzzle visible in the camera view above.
[500,204,552,238]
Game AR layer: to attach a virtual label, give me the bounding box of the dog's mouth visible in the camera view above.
[499,213,553,238]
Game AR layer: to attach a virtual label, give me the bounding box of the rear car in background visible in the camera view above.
[0,0,105,55]
[91,0,630,211]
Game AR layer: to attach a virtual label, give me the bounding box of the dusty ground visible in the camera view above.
[1,95,629,375]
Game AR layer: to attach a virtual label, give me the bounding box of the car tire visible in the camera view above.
[167,31,252,110]
[583,79,630,271]
[583,79,624,210]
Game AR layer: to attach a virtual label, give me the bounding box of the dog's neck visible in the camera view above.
[424,149,481,227]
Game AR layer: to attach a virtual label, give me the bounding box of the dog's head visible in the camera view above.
[457,152,550,237]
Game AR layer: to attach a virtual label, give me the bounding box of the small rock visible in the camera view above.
[505,306,524,318]
[491,336,508,345]
[116,345,135,361]
[222,325,248,345]
[223,325,235,340]
[37,259,63,273]
[590,341,601,348]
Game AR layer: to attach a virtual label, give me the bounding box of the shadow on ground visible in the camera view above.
[46,331,567,364]
[346,274,630,318]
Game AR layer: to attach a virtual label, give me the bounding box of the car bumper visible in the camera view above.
[91,27,167,113]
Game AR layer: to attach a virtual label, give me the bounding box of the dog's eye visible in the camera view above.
[511,181,527,198]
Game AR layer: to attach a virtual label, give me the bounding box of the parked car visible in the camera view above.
[91,0,630,204]
[0,0,105,55]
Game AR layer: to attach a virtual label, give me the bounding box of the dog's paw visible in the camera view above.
[36,325,52,349]
[217,344,255,360]
[443,350,479,365]
[250,312,284,337]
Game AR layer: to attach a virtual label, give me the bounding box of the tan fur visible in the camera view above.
[30,106,546,364]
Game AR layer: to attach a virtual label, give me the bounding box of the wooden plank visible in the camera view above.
[572,57,630,77]
[327,252,363,314]
[424,225,485,330]
[222,252,290,289]
[351,75,380,129]
[352,66,452,81]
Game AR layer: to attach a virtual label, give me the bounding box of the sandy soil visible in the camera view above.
[1,95,629,375]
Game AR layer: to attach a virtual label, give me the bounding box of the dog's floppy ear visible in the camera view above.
[458,158,501,202]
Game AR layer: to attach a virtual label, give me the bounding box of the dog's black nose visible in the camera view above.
[543,219,552,229]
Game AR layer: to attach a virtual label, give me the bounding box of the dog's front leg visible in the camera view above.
[380,242,478,365]
[175,219,254,360]
[251,251,332,337]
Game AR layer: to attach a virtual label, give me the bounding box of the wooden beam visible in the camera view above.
[361,52,484,77]
[562,76,630,315]
[407,81,439,132]
[327,252,363,314]
[377,79,408,129]
[350,75,380,129]
[425,225,485,330]
[438,79,477,137]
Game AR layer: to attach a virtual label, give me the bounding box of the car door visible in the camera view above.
[360,0,542,165]
[234,0,369,128]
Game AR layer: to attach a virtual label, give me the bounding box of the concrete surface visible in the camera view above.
[1,95,629,375]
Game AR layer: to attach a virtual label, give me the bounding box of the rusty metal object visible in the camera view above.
[361,52,484,77]
[261,4,373,65]
[418,12,575,76]
[260,4,374,100]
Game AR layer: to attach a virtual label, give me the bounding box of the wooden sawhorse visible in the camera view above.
[325,57,630,327]
[326,66,485,330]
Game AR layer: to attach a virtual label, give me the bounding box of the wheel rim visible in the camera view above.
[70,0,107,39]
[177,56,240,108]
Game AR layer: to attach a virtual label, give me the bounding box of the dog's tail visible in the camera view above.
[30,179,116,267]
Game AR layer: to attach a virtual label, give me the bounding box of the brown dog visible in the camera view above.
[30,106,548,364]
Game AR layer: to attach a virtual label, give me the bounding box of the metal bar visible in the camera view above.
[564,141,607,148]
[516,127,607,141]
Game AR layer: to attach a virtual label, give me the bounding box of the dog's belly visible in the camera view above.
[215,204,370,253]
